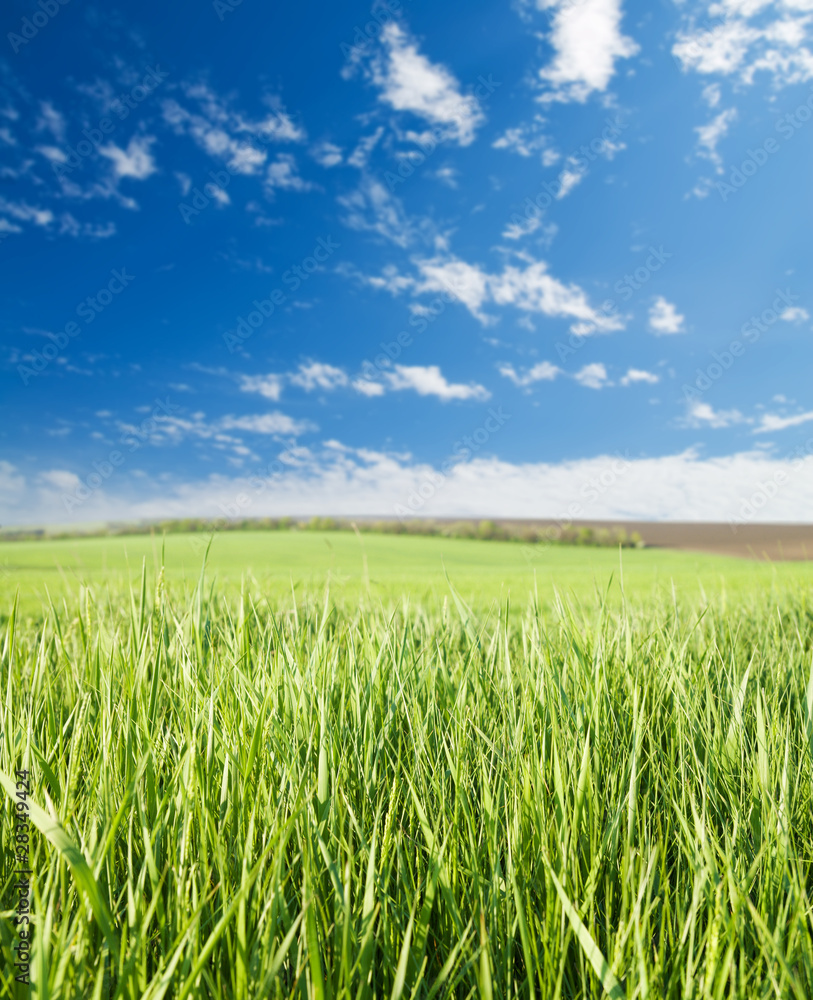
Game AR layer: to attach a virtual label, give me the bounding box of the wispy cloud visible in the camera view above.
[780,306,810,324]
[754,410,813,434]
[311,140,343,167]
[99,135,158,180]
[673,5,813,89]
[620,368,659,386]
[574,362,610,390]
[238,374,284,401]
[289,362,349,391]
[237,361,489,402]
[162,82,305,175]
[382,364,490,401]
[694,107,737,173]
[16,448,813,525]
[338,175,431,247]
[682,400,746,429]
[346,21,485,145]
[265,153,315,194]
[498,361,561,386]
[413,253,625,333]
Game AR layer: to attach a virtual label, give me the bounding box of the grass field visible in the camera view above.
[4,529,813,617]
[2,532,813,997]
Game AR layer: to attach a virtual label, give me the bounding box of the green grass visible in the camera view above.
[2,535,813,997]
[4,529,813,617]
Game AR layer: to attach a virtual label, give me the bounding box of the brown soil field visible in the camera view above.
[496,520,813,561]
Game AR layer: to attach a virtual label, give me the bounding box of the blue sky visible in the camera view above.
[3,0,813,525]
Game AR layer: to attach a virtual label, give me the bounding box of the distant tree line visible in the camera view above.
[1,517,645,547]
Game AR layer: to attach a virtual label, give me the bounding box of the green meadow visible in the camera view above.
[1,531,813,997]
[3,529,813,616]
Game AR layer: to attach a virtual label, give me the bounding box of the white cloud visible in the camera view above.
[695,107,738,172]
[411,253,625,333]
[236,361,485,402]
[16,447,813,525]
[99,135,158,180]
[383,364,490,401]
[556,156,588,197]
[162,84,305,176]
[38,469,81,491]
[683,399,746,428]
[239,374,284,401]
[228,144,267,173]
[674,20,759,77]
[536,0,640,103]
[350,22,485,145]
[673,4,813,88]
[352,378,387,397]
[780,305,810,323]
[500,361,658,391]
[502,215,544,240]
[347,128,384,169]
[489,261,623,333]
[219,413,316,436]
[498,361,561,386]
[492,115,552,157]
[57,215,116,239]
[343,261,417,294]
[702,82,722,106]
[36,145,65,165]
[412,255,492,319]
[754,409,813,433]
[289,362,350,391]
[311,141,343,167]
[0,197,54,228]
[0,458,32,508]
[338,175,430,247]
[620,368,659,386]
[265,153,315,193]
[36,101,66,142]
[574,362,610,389]
[114,410,317,455]
[648,296,686,335]
[175,172,192,196]
[433,166,458,188]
